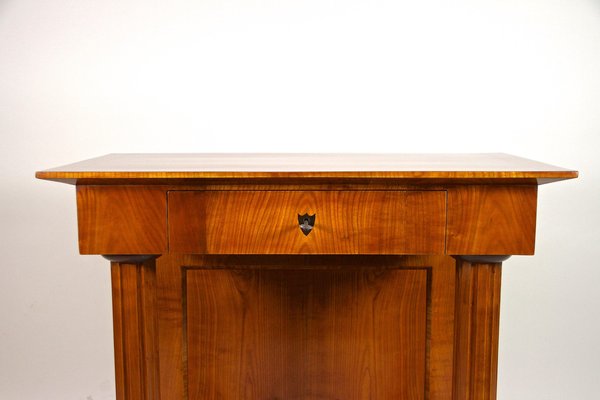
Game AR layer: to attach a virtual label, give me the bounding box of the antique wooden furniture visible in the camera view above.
[36,153,577,400]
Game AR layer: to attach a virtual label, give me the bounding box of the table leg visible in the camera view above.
[106,255,160,400]
[453,255,509,400]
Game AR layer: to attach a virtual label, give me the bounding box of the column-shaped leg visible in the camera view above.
[453,255,509,400]
[105,255,160,400]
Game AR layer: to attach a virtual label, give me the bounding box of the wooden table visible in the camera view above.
[37,153,577,400]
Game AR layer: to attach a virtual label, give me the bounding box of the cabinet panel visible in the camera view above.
[155,255,457,400]
[186,267,427,399]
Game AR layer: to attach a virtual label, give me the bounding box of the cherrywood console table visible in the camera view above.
[36,153,577,400]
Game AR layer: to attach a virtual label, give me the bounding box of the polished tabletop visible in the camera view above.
[36,153,577,184]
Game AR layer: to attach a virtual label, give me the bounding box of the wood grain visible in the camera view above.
[36,153,578,184]
[155,255,186,400]
[186,268,427,399]
[111,257,160,400]
[428,255,457,398]
[168,190,447,254]
[77,186,167,254]
[446,186,538,255]
[155,254,456,400]
[453,259,503,400]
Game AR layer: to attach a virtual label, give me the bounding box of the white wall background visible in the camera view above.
[1,0,598,398]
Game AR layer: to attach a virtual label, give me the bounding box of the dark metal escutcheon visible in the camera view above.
[298,213,316,236]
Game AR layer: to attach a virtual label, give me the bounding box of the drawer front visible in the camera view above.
[168,190,446,254]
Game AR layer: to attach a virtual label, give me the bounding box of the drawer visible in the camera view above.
[168,190,447,254]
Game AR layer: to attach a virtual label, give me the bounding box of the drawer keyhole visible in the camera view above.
[298,213,316,236]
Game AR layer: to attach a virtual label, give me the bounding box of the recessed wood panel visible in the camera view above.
[77,186,167,254]
[168,190,446,254]
[446,186,537,255]
[185,267,428,400]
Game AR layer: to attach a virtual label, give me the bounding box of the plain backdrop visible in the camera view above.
[1,0,598,399]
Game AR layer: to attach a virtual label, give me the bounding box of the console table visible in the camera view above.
[36,154,577,400]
